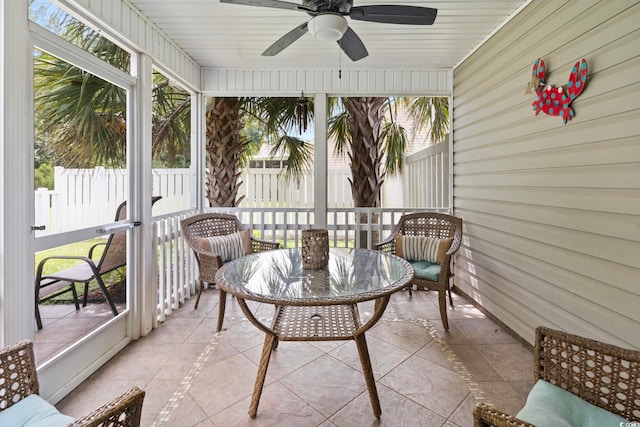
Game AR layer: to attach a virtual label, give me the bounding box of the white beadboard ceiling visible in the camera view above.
[127,0,529,70]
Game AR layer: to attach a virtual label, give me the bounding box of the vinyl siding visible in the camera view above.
[452,0,640,349]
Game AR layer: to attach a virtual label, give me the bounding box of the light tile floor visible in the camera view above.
[35,300,127,363]
[48,288,535,427]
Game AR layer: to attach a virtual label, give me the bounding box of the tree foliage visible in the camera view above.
[204,96,313,207]
[329,96,448,208]
[33,12,190,169]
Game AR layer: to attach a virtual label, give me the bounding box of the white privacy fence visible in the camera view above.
[34,140,448,236]
[33,167,357,236]
[238,168,354,209]
[34,167,192,236]
[403,139,449,208]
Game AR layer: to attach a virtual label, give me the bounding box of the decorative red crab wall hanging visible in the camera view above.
[526,58,588,124]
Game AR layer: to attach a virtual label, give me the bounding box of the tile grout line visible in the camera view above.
[410,317,493,407]
[150,330,224,426]
[151,311,492,425]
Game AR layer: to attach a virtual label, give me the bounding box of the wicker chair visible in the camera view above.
[473,326,640,426]
[181,213,280,331]
[35,197,162,330]
[0,340,145,426]
[375,212,463,330]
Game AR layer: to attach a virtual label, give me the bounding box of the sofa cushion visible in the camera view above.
[516,379,629,427]
[195,229,252,262]
[0,394,75,427]
[409,260,441,282]
[395,235,452,264]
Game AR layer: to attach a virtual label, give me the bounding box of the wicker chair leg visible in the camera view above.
[408,285,413,297]
[194,280,204,310]
[438,288,449,330]
[216,289,226,332]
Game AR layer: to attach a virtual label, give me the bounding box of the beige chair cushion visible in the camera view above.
[395,235,453,264]
[195,229,253,262]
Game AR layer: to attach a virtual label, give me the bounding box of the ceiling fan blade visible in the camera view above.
[262,22,309,56]
[220,0,315,12]
[349,5,437,25]
[337,27,368,61]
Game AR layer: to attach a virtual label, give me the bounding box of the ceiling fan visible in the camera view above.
[220,0,437,61]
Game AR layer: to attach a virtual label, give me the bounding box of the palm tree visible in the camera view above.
[34,16,191,169]
[204,96,313,207]
[35,59,191,168]
[405,96,450,144]
[329,96,449,247]
[206,95,448,241]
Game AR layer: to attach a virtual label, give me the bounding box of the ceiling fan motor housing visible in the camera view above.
[308,13,348,41]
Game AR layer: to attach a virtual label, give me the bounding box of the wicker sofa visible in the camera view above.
[473,326,640,426]
[0,340,145,427]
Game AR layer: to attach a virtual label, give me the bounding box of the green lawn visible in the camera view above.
[35,238,107,272]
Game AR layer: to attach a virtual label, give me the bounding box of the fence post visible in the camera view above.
[34,188,51,237]
[91,166,108,226]
[53,166,66,233]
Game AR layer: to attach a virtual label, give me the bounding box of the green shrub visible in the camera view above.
[34,162,54,189]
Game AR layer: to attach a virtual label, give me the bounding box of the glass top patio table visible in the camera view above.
[215,247,414,305]
[215,247,414,419]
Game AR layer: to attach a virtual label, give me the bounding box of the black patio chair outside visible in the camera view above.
[34,196,162,330]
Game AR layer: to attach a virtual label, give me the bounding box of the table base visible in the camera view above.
[238,300,390,419]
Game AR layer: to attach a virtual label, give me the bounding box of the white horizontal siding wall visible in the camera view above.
[202,68,452,95]
[66,0,200,90]
[453,0,640,349]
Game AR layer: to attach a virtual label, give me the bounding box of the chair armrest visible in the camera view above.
[36,256,101,281]
[473,403,534,427]
[88,242,106,259]
[0,341,39,411]
[250,236,280,252]
[374,235,396,253]
[186,245,224,282]
[534,326,640,419]
[68,386,145,427]
[198,251,224,268]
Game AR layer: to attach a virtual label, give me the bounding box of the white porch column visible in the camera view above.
[0,0,33,345]
[313,94,328,228]
[130,53,154,338]
[193,93,205,211]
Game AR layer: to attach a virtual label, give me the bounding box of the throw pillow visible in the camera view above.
[395,235,453,264]
[195,229,252,262]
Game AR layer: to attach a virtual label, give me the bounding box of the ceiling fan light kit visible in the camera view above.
[308,14,348,41]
